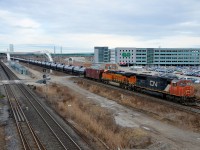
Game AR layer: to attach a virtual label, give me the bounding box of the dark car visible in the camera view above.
[195,73,200,77]
[159,73,178,80]
[193,72,200,77]
[184,72,194,76]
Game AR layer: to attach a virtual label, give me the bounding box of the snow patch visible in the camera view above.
[115,113,139,128]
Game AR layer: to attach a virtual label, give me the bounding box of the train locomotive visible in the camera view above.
[86,68,195,104]
[11,57,196,105]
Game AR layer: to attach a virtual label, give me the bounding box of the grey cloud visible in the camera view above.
[0,0,200,49]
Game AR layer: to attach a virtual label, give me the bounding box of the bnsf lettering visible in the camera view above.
[150,80,158,87]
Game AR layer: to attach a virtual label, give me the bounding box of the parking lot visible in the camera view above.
[119,66,200,84]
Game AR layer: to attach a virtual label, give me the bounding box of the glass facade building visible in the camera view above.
[94,47,110,63]
[134,48,200,66]
[94,47,200,66]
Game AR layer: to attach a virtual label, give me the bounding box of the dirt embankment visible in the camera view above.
[72,78,200,132]
[36,84,152,149]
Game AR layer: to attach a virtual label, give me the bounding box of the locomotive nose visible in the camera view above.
[185,86,194,97]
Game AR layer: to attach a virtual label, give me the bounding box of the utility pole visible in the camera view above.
[54,46,56,54]
[60,46,62,63]
[60,46,62,54]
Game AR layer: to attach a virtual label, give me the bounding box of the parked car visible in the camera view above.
[173,71,183,74]
[184,71,194,76]
[160,73,178,79]
[193,72,200,77]
[180,77,200,84]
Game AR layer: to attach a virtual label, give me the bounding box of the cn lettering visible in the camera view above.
[150,80,158,87]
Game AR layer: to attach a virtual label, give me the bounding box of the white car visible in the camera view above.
[180,77,200,84]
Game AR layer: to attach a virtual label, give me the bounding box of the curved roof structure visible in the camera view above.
[65,57,86,62]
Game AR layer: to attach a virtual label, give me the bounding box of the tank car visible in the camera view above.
[37,61,42,66]
[50,63,57,70]
[64,65,74,74]
[78,67,86,75]
[73,66,84,75]
[41,61,46,67]
[45,62,52,69]
[56,64,65,71]
[63,65,69,72]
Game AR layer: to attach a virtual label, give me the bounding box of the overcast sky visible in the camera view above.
[0,0,200,53]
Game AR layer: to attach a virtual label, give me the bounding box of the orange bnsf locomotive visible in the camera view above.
[85,69,195,105]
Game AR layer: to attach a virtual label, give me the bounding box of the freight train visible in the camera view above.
[11,57,196,105]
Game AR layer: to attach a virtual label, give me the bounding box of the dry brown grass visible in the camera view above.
[193,84,200,99]
[36,83,151,149]
[74,78,200,132]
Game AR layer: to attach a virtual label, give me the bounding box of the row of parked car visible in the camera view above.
[183,71,200,77]
[147,66,200,75]
[146,66,200,84]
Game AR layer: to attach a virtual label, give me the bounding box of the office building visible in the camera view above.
[94,47,110,63]
[94,47,200,66]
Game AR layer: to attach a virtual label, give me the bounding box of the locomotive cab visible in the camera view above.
[169,80,194,97]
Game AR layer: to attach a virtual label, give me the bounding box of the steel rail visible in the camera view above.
[1,63,46,150]
[1,62,82,150]
[17,83,81,150]
[4,84,46,150]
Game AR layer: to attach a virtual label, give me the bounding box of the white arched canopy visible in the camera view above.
[45,52,53,62]
[6,51,53,62]
[7,53,10,61]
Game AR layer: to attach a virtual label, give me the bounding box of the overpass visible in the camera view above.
[0,51,53,62]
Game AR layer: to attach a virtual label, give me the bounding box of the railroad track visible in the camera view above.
[0,62,83,149]
[79,77,200,115]
[4,84,46,150]
[16,83,81,150]
[0,62,18,80]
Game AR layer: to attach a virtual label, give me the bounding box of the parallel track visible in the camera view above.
[17,83,81,150]
[4,84,46,150]
[0,62,82,150]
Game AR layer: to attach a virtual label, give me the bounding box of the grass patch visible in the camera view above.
[73,78,200,132]
[0,95,5,98]
[36,83,152,149]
